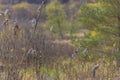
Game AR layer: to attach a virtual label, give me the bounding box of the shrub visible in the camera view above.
[12,2,30,9]
[12,8,32,20]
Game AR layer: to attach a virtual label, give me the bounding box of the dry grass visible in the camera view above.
[0,2,119,80]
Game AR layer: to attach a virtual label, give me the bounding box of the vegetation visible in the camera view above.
[0,0,120,80]
[45,0,68,39]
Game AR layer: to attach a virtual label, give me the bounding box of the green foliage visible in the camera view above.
[40,66,56,79]
[45,0,68,38]
[79,3,107,29]
[73,0,120,53]
[20,68,36,79]
[1,1,120,80]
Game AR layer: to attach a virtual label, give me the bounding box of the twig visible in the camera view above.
[34,1,45,33]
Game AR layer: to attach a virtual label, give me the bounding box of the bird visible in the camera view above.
[30,18,36,27]
[27,48,33,54]
[1,19,9,26]
[37,1,44,12]
[13,21,20,36]
[82,48,87,54]
[50,26,55,33]
[92,64,99,78]
[72,49,78,59]
[27,48,37,55]
[4,9,9,16]
[0,9,10,19]
[0,12,4,16]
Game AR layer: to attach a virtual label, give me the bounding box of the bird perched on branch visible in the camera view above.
[4,9,9,16]
[92,64,99,78]
[13,21,21,36]
[37,1,45,12]
[1,19,9,26]
[27,48,37,55]
[30,18,36,27]
[0,12,4,16]
[0,9,10,19]
[50,26,55,33]
[82,48,88,54]
[72,49,78,59]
